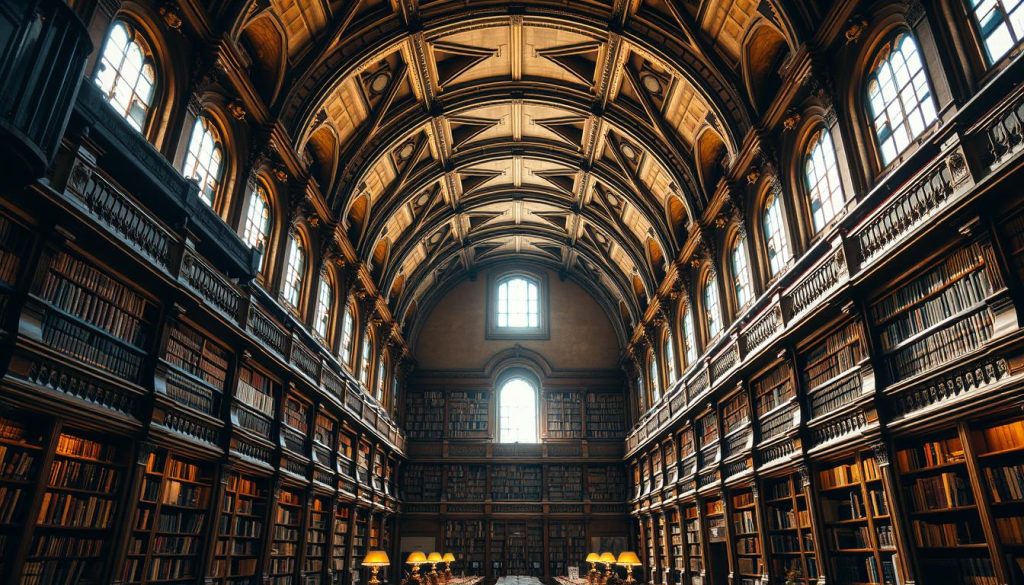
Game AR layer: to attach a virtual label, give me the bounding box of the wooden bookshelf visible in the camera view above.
[36,250,153,383]
[546,391,582,439]
[818,453,896,584]
[447,390,489,439]
[491,464,542,501]
[669,508,683,579]
[20,428,126,585]
[351,508,368,562]
[313,410,336,470]
[585,392,626,439]
[547,521,585,577]
[303,495,330,584]
[162,320,229,417]
[664,438,679,484]
[763,475,817,584]
[587,465,627,501]
[0,414,45,580]
[644,516,657,576]
[210,472,267,584]
[972,417,1024,583]
[444,519,486,573]
[232,364,278,442]
[493,520,543,576]
[355,441,370,485]
[546,464,583,500]
[446,464,486,501]
[799,321,865,420]
[697,412,719,471]
[869,243,997,384]
[896,431,997,584]
[705,498,726,543]
[332,504,351,576]
[269,487,303,584]
[281,395,310,456]
[730,488,763,584]
[123,450,212,585]
[405,391,445,440]
[683,504,703,583]
[402,464,442,501]
[753,363,797,442]
[489,520,506,575]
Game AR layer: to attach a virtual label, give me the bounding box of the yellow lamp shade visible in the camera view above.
[363,551,391,566]
[427,552,444,563]
[599,552,616,564]
[586,553,601,563]
[442,553,456,563]
[406,551,427,565]
[616,552,642,566]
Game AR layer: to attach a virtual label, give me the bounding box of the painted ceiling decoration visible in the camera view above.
[236,0,795,344]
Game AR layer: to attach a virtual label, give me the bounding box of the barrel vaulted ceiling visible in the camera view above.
[234,0,795,343]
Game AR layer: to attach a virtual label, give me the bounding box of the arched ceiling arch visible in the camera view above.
[229,0,798,344]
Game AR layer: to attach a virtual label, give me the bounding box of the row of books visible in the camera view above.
[1,445,35,479]
[39,268,148,346]
[829,526,869,549]
[0,215,25,285]
[994,516,1024,545]
[977,419,1024,453]
[28,534,104,558]
[50,458,117,491]
[546,465,584,500]
[37,492,115,528]
[871,245,988,325]
[911,518,983,547]
[491,464,542,500]
[920,558,996,585]
[800,322,864,392]
[897,437,965,471]
[905,472,974,511]
[984,463,1024,502]
[42,312,143,380]
[753,363,793,416]
[808,373,861,420]
[886,310,993,381]
[165,322,229,391]
[766,506,811,530]
[235,373,276,417]
[833,555,896,584]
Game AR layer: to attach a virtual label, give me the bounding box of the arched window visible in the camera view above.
[282,234,306,310]
[359,331,372,386]
[242,184,272,270]
[731,236,753,309]
[649,353,661,403]
[496,275,539,328]
[375,359,386,402]
[704,275,722,339]
[635,376,646,412]
[184,116,225,206]
[94,20,156,132]
[969,0,1024,64]
[866,32,937,165]
[804,129,846,232]
[339,304,355,366]
[763,192,791,276]
[498,377,538,443]
[314,276,333,338]
[682,306,698,366]
[664,334,677,385]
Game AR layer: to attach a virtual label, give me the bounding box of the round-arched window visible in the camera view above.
[498,377,538,443]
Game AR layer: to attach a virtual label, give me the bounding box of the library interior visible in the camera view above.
[1,0,1024,584]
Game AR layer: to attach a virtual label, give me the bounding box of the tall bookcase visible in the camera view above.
[548,521,586,576]
[546,464,583,500]
[0,414,45,580]
[447,391,489,439]
[332,504,351,577]
[233,364,278,441]
[799,320,866,421]
[546,391,583,439]
[162,320,229,417]
[211,472,268,584]
[444,519,486,573]
[817,453,895,584]
[683,503,702,584]
[26,429,127,585]
[972,417,1024,583]
[730,488,763,584]
[123,450,213,584]
[405,391,444,440]
[491,464,542,501]
[585,392,626,439]
[304,495,330,584]
[446,464,486,501]
[269,487,303,584]
[763,475,817,584]
[895,431,995,583]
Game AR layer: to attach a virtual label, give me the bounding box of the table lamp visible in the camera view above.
[407,551,427,583]
[599,552,616,583]
[442,553,455,579]
[616,552,642,585]
[586,553,601,584]
[427,552,443,580]
[362,551,390,585]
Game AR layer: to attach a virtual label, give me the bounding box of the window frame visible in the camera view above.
[681,301,698,368]
[703,271,723,341]
[864,31,939,169]
[966,0,1024,66]
[281,232,307,313]
[648,350,661,404]
[313,273,334,341]
[242,182,273,275]
[339,302,356,369]
[183,115,226,208]
[803,127,847,233]
[729,233,753,312]
[664,330,677,386]
[486,270,550,340]
[496,372,540,444]
[761,189,792,278]
[93,19,158,134]
[359,328,373,388]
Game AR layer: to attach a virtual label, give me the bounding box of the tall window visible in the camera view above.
[636,376,646,412]
[804,129,846,231]
[970,0,1024,63]
[375,360,386,402]
[731,237,752,308]
[242,185,272,270]
[282,234,305,310]
[94,21,155,132]
[704,275,722,339]
[496,275,539,328]
[649,354,661,403]
[682,307,698,366]
[498,378,538,443]
[359,333,372,386]
[867,33,937,165]
[314,276,333,338]
[184,116,225,206]
[763,193,791,276]
[340,305,355,365]
[664,335,677,384]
